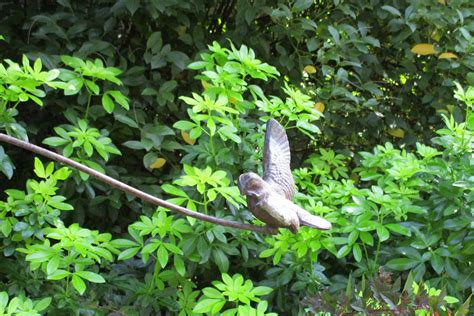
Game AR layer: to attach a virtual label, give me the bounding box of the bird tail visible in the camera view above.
[296,209,332,230]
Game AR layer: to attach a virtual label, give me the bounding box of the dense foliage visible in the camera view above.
[0,0,473,314]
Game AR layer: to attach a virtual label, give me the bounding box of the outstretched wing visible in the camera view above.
[263,119,296,200]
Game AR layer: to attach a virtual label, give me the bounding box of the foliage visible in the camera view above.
[0,1,473,314]
[193,273,275,315]
[304,268,471,315]
[0,291,51,316]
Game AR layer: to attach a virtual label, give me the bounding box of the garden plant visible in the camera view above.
[0,1,473,315]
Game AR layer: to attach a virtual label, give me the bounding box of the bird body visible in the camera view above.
[238,119,331,233]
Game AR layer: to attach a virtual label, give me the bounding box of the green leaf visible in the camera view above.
[118,247,140,260]
[110,239,139,248]
[0,292,8,309]
[47,269,71,280]
[188,61,208,69]
[71,275,86,295]
[163,242,183,255]
[174,255,186,276]
[102,94,114,113]
[125,0,140,15]
[33,58,42,73]
[46,256,60,275]
[109,91,129,109]
[212,249,229,272]
[142,241,159,255]
[385,223,410,236]
[75,271,105,283]
[85,79,100,95]
[157,246,169,268]
[352,243,362,262]
[444,296,459,304]
[386,258,419,271]
[430,253,444,274]
[33,297,52,312]
[202,287,223,299]
[251,286,273,296]
[173,120,195,130]
[382,5,401,16]
[336,245,351,258]
[455,294,472,315]
[328,26,340,44]
[293,0,313,11]
[34,158,46,178]
[161,184,188,197]
[359,231,374,246]
[192,298,223,314]
[376,225,390,242]
[259,248,275,258]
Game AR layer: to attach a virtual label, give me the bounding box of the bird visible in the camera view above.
[238,118,332,233]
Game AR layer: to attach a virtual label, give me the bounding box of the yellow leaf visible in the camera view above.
[430,29,442,42]
[177,26,187,36]
[181,130,196,145]
[314,102,325,113]
[437,0,446,4]
[411,43,437,55]
[150,158,166,169]
[388,128,405,138]
[201,80,210,90]
[436,109,449,115]
[438,52,458,59]
[228,96,238,104]
[304,65,317,74]
[447,104,455,113]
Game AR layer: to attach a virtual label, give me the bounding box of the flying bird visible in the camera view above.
[238,119,332,233]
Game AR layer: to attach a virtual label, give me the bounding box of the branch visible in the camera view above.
[0,133,274,235]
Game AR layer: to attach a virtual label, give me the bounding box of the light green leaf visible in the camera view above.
[75,271,105,283]
[71,275,87,295]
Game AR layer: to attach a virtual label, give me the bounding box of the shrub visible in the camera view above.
[0,1,473,314]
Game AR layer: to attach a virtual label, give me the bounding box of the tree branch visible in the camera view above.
[0,133,274,235]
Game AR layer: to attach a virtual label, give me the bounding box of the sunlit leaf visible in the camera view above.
[181,130,196,145]
[388,128,405,138]
[411,43,437,55]
[314,102,325,113]
[438,52,458,59]
[149,158,166,169]
[304,65,317,74]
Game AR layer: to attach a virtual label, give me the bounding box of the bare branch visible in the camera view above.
[0,133,274,234]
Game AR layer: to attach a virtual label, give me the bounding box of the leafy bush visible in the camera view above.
[0,1,473,314]
[304,268,471,315]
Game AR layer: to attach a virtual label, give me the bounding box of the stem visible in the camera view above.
[461,106,472,151]
[85,92,92,119]
[373,211,384,273]
[361,243,371,274]
[65,276,70,297]
[203,191,208,215]
[209,135,216,160]
[373,240,381,273]
[149,254,160,292]
[11,101,20,110]
[0,133,275,234]
[65,256,71,298]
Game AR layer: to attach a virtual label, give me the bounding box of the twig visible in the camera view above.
[0,133,274,235]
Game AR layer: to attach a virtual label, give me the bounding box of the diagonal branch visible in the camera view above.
[0,133,274,234]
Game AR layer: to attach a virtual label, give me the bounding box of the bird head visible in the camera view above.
[238,172,266,198]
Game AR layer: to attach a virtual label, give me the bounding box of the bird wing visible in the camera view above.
[255,193,300,231]
[263,119,296,200]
